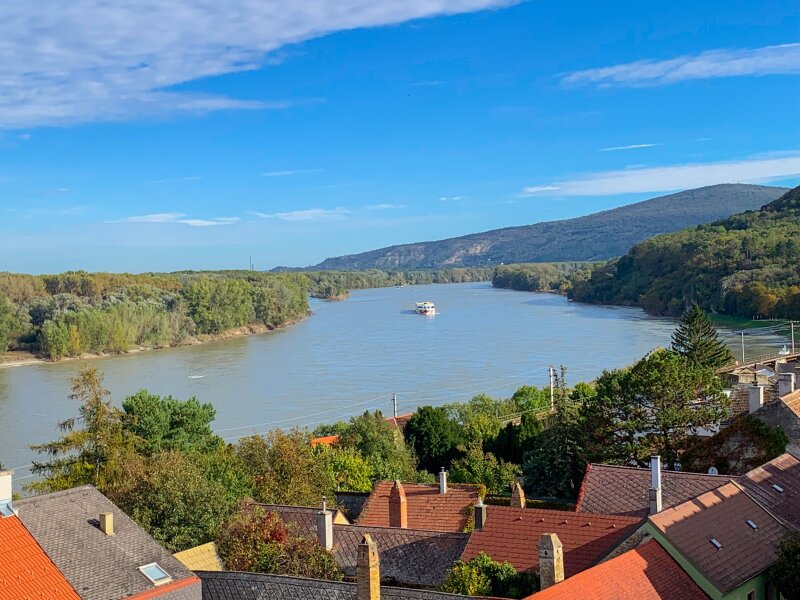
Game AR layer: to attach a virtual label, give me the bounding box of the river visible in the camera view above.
[0,282,787,484]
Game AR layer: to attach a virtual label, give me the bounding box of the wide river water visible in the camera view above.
[0,282,786,484]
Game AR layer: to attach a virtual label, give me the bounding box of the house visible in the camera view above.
[738,452,800,530]
[462,502,642,578]
[256,501,469,588]
[357,472,481,532]
[576,456,732,518]
[198,533,475,600]
[752,387,800,456]
[2,470,201,600]
[522,539,710,600]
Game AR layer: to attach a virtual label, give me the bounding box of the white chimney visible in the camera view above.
[0,470,13,517]
[778,373,796,398]
[317,496,334,551]
[474,498,487,531]
[439,468,448,495]
[649,455,662,515]
[748,385,765,413]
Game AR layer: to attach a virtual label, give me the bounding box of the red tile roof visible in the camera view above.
[461,505,642,577]
[576,463,732,518]
[357,481,480,532]
[0,515,80,600]
[311,414,414,447]
[524,540,710,600]
[739,452,800,530]
[649,481,787,593]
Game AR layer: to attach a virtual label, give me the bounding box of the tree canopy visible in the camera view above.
[671,304,734,368]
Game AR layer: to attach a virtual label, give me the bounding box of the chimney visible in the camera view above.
[779,373,796,398]
[99,512,114,536]
[439,468,448,495]
[388,481,407,528]
[748,385,765,413]
[474,498,487,530]
[0,470,13,517]
[317,496,334,550]
[538,533,564,590]
[357,534,380,600]
[510,481,526,508]
[649,455,662,515]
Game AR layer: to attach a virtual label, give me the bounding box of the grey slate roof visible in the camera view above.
[199,571,472,600]
[260,504,468,587]
[336,491,370,520]
[16,485,198,600]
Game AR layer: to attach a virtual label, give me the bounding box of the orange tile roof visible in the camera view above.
[356,480,480,532]
[0,515,80,600]
[311,414,415,447]
[649,481,787,593]
[462,505,641,577]
[524,540,710,600]
[310,435,340,447]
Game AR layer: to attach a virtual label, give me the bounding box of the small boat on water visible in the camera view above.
[415,301,436,316]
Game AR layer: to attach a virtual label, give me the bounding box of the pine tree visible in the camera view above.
[671,304,735,368]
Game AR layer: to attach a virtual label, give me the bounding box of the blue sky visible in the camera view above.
[1,0,799,273]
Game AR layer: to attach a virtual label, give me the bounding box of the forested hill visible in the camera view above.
[311,184,786,270]
[570,184,800,319]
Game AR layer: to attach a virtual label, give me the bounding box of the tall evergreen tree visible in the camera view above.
[671,304,735,368]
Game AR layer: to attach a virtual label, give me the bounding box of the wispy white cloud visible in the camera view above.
[519,152,800,196]
[598,143,659,152]
[563,43,800,87]
[251,208,350,221]
[261,169,322,177]
[0,0,516,128]
[439,195,467,202]
[411,80,444,87]
[110,212,238,226]
[146,176,202,184]
[366,203,405,210]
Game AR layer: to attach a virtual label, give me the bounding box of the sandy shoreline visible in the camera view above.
[0,315,309,370]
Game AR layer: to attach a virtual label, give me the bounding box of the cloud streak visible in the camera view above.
[598,143,659,152]
[0,0,516,128]
[261,169,322,177]
[111,213,239,226]
[563,43,800,87]
[520,152,800,196]
[251,208,350,221]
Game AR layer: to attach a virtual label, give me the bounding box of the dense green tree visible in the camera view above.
[337,411,420,482]
[671,304,734,368]
[449,440,520,495]
[404,406,465,473]
[321,446,374,492]
[487,413,546,465]
[442,552,533,598]
[216,504,343,580]
[29,366,134,493]
[0,291,23,353]
[770,534,800,600]
[122,390,222,455]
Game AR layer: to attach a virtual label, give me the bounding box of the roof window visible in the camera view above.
[709,538,723,550]
[746,520,758,530]
[772,484,784,493]
[138,563,172,586]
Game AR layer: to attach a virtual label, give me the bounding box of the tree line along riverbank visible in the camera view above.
[0,268,493,363]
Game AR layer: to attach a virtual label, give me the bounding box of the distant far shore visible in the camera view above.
[0,315,308,370]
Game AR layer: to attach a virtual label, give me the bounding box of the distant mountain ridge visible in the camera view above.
[310,184,787,270]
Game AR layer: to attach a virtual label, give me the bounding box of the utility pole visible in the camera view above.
[548,366,555,410]
[392,393,398,419]
[740,331,746,364]
[791,321,796,353]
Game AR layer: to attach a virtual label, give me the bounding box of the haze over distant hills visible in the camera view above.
[309,184,788,270]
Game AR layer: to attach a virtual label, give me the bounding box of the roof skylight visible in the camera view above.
[138,563,172,586]
[772,484,785,493]
[710,538,723,550]
[746,520,758,530]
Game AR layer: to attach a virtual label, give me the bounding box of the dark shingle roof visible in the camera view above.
[198,571,472,600]
[525,540,710,600]
[649,481,787,593]
[576,464,732,518]
[336,491,370,520]
[260,504,468,587]
[16,485,199,600]
[462,505,641,577]
[739,452,800,530]
[357,481,480,532]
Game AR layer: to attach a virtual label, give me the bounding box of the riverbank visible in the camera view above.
[0,314,309,370]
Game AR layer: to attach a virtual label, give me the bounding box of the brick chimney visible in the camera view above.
[779,373,796,398]
[317,496,334,550]
[510,481,526,508]
[748,385,765,413]
[0,470,13,517]
[439,468,448,495]
[357,534,380,600]
[474,498,487,530]
[649,455,662,515]
[538,533,564,590]
[99,512,114,536]
[388,481,407,528]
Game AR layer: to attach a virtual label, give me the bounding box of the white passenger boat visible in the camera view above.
[415,301,436,316]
